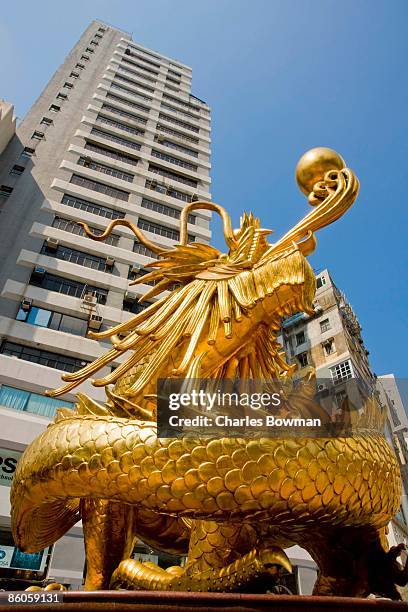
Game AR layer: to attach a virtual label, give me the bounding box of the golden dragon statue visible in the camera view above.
[10,148,408,598]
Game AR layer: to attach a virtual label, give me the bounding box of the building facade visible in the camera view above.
[0,20,211,589]
[0,100,16,157]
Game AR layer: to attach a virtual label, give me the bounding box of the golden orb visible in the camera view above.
[295,147,345,196]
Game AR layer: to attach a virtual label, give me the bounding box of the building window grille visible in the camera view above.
[81,55,90,61]
[95,32,103,38]
[155,137,198,158]
[77,156,134,183]
[49,104,61,112]
[114,73,154,93]
[90,40,99,47]
[124,48,160,69]
[96,114,144,137]
[145,179,191,203]
[295,331,305,346]
[40,117,53,126]
[166,76,181,86]
[76,63,85,70]
[0,341,89,373]
[90,127,141,151]
[158,113,199,133]
[56,93,68,100]
[298,352,308,367]
[84,141,138,166]
[101,102,147,124]
[51,216,120,246]
[122,57,159,75]
[330,359,353,384]
[64,82,74,89]
[70,174,130,201]
[168,69,182,78]
[29,270,108,304]
[22,147,35,157]
[156,123,199,144]
[148,164,197,188]
[116,65,156,83]
[85,47,94,54]
[10,165,24,176]
[320,318,331,333]
[0,185,13,197]
[133,241,157,258]
[161,102,199,122]
[40,242,114,273]
[137,218,194,242]
[16,305,88,337]
[162,94,200,112]
[141,197,195,224]
[151,149,197,172]
[105,91,150,113]
[61,193,125,220]
[0,384,74,418]
[110,82,152,103]
[32,131,45,140]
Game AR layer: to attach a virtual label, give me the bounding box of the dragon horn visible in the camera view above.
[179,201,238,251]
[77,219,166,255]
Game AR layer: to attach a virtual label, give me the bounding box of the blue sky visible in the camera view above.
[1,0,407,377]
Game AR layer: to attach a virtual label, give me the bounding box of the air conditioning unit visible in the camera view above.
[150,180,157,188]
[88,314,103,331]
[83,292,97,306]
[190,193,199,202]
[105,256,115,268]
[313,301,323,313]
[46,237,59,250]
[82,156,92,168]
[31,266,46,281]
[20,298,33,312]
[131,263,143,274]
[317,383,327,392]
[125,290,138,301]
[156,134,165,143]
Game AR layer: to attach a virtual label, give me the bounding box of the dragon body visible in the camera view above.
[10,151,407,597]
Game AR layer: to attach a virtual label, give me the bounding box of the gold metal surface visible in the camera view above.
[9,149,406,598]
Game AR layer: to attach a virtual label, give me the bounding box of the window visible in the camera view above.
[141,197,195,224]
[16,305,88,337]
[61,193,125,220]
[96,114,144,137]
[133,241,157,258]
[114,73,154,93]
[49,104,61,112]
[122,57,159,75]
[56,93,68,101]
[0,185,13,197]
[64,82,73,89]
[85,141,138,166]
[166,76,181,86]
[323,338,335,356]
[298,352,308,368]
[335,391,347,410]
[137,218,194,242]
[85,47,94,54]
[316,276,326,289]
[41,242,114,273]
[148,164,197,188]
[40,117,53,126]
[95,32,103,38]
[117,65,156,83]
[155,137,198,158]
[110,82,152,103]
[90,127,141,151]
[10,165,24,176]
[330,359,353,384]
[161,102,199,122]
[124,47,160,68]
[168,69,182,78]
[295,331,305,346]
[29,270,108,304]
[162,95,200,113]
[128,266,155,284]
[105,92,150,114]
[77,156,134,183]
[81,54,90,61]
[101,103,147,124]
[75,63,85,70]
[320,318,331,333]
[69,71,80,78]
[156,123,199,144]
[0,341,88,373]
[70,174,130,201]
[123,299,150,314]
[98,27,106,33]
[151,149,197,172]
[89,40,98,47]
[51,216,120,246]
[0,384,74,419]
[22,147,35,157]
[145,179,191,203]
[32,131,44,140]
[159,113,199,133]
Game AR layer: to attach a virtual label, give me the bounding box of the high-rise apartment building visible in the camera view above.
[0,20,211,589]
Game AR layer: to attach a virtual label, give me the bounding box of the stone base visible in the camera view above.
[1,591,407,611]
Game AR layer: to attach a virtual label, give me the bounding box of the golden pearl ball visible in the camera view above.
[295,147,345,195]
